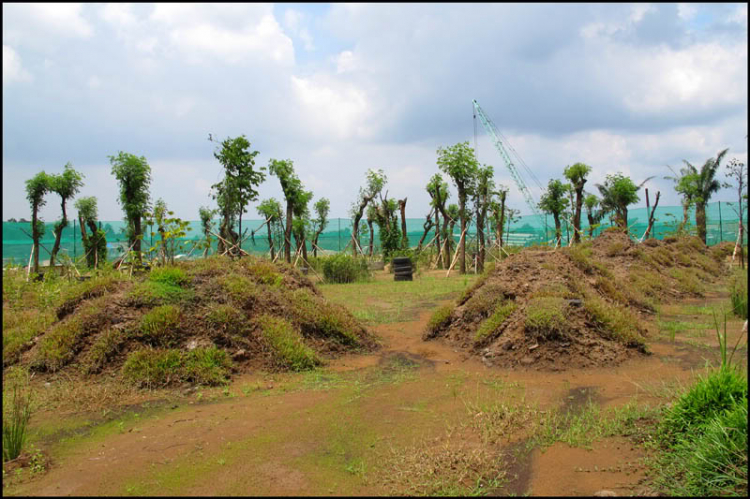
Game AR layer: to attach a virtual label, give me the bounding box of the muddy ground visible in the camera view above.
[3,268,747,496]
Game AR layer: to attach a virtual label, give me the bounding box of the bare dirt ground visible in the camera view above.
[4,269,746,497]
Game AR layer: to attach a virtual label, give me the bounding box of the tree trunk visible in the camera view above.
[573,185,583,244]
[285,201,293,263]
[458,188,466,274]
[267,222,275,260]
[368,219,374,257]
[434,210,441,268]
[133,216,142,265]
[680,201,690,232]
[587,212,595,238]
[50,198,68,267]
[554,213,562,245]
[643,192,661,240]
[417,213,433,252]
[351,215,361,257]
[398,198,408,249]
[499,192,506,248]
[696,202,707,244]
[31,206,41,274]
[301,233,308,263]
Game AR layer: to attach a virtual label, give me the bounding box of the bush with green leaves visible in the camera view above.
[321,254,370,284]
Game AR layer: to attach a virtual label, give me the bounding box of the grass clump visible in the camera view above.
[2,382,33,462]
[257,314,320,371]
[288,288,362,346]
[122,346,232,387]
[475,301,517,343]
[583,295,645,348]
[463,283,507,320]
[426,304,453,337]
[127,280,193,307]
[242,259,284,287]
[205,303,246,335]
[729,269,748,319]
[321,254,370,284]
[567,244,594,273]
[525,297,568,341]
[139,304,181,346]
[669,268,702,295]
[3,309,55,367]
[148,266,190,287]
[655,367,748,496]
[81,328,125,374]
[31,316,85,372]
[220,274,260,305]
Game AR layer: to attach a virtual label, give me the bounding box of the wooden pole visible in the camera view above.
[445,228,468,278]
[26,245,34,281]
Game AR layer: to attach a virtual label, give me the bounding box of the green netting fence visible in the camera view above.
[2,201,746,266]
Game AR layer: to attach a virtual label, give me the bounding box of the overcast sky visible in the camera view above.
[3,3,748,223]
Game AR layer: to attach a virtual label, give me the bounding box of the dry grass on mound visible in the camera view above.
[424,232,730,370]
[3,256,377,387]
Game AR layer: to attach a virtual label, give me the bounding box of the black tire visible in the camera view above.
[392,257,411,265]
[394,270,413,277]
[394,274,412,281]
[393,264,412,272]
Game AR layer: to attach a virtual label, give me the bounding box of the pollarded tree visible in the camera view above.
[686,148,729,244]
[374,195,401,259]
[110,152,152,265]
[269,159,309,263]
[723,157,747,268]
[397,198,408,249]
[25,171,51,274]
[292,189,314,263]
[472,165,494,272]
[596,173,653,230]
[665,162,700,233]
[446,203,461,261]
[426,174,451,268]
[256,199,283,261]
[74,196,107,268]
[211,135,265,256]
[538,179,570,246]
[563,162,591,244]
[49,163,85,267]
[437,141,479,274]
[584,194,605,238]
[311,198,330,258]
[366,204,378,257]
[350,169,387,257]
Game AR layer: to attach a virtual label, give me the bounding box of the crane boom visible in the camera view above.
[472,99,541,217]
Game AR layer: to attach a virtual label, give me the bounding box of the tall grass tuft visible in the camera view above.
[2,383,33,462]
[730,269,748,320]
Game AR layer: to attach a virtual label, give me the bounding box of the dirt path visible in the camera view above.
[6,284,746,496]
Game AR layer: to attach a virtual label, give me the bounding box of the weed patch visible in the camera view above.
[257,314,320,371]
[122,346,232,387]
[475,301,517,343]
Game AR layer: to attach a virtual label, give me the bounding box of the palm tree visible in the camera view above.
[583,193,606,238]
[596,173,654,230]
[665,162,699,233]
[687,149,729,244]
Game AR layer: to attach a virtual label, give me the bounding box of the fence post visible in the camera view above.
[718,201,723,242]
[73,218,77,260]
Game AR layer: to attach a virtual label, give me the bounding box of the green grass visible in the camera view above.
[583,294,645,348]
[257,314,320,371]
[122,346,232,387]
[139,305,181,347]
[729,269,748,319]
[3,308,55,367]
[126,280,193,307]
[475,301,517,343]
[148,266,190,287]
[81,328,126,374]
[2,382,33,462]
[220,274,260,304]
[524,297,568,341]
[654,367,748,496]
[426,304,453,336]
[205,304,246,335]
[287,288,362,346]
[657,319,710,340]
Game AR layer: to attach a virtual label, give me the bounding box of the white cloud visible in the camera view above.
[676,3,697,21]
[727,4,748,27]
[3,3,93,44]
[86,75,101,89]
[100,3,137,28]
[3,45,32,85]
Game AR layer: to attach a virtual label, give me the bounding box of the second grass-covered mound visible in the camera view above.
[424,231,729,370]
[7,256,377,387]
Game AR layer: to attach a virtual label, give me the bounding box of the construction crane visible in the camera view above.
[472,99,543,217]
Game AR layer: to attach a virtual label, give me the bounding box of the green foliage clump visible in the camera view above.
[668,268,702,295]
[3,309,55,367]
[525,297,568,341]
[139,305,180,346]
[475,301,517,343]
[243,259,284,287]
[463,283,507,320]
[220,274,260,305]
[426,305,453,336]
[32,316,85,372]
[257,314,320,371]
[321,254,370,284]
[122,346,232,387]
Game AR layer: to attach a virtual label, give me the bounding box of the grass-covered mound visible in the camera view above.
[424,231,730,370]
[3,256,376,387]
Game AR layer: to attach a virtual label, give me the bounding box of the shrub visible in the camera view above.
[2,383,32,462]
[257,315,320,370]
[525,297,568,341]
[140,305,180,346]
[426,305,453,336]
[321,254,370,284]
[475,301,517,343]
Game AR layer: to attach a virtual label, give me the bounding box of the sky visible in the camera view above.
[3,3,748,223]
